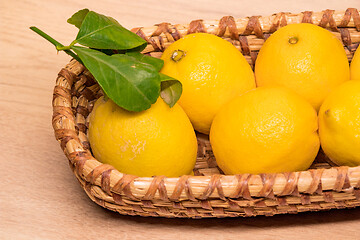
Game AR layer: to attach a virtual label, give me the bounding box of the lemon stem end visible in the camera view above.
[288,36,299,44]
[171,49,186,62]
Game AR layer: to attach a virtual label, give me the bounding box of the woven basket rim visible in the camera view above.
[52,8,360,218]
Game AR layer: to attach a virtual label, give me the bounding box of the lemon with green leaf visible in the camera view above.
[88,97,197,177]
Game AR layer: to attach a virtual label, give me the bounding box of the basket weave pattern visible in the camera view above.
[53,8,360,218]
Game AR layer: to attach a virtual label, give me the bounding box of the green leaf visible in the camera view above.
[94,48,118,55]
[125,52,164,71]
[67,8,89,28]
[74,11,147,51]
[159,73,182,107]
[72,46,160,112]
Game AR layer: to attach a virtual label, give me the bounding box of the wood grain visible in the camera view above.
[1,0,360,239]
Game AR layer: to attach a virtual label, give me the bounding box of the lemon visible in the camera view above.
[160,33,255,134]
[350,46,360,80]
[255,23,350,110]
[319,80,360,167]
[210,87,320,174]
[88,97,197,177]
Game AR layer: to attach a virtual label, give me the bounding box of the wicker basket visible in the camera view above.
[53,8,360,218]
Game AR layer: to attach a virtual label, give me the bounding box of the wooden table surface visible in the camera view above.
[2,0,360,239]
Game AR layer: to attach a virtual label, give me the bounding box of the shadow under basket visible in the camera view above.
[52,8,360,218]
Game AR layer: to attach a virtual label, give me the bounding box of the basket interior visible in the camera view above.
[72,68,337,177]
[66,8,360,176]
[55,7,360,180]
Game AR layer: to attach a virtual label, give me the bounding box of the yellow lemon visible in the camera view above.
[319,80,360,167]
[210,87,320,174]
[350,46,360,80]
[255,23,350,110]
[160,33,255,134]
[88,97,197,177]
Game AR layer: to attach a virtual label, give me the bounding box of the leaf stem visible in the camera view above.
[29,26,82,63]
[56,45,71,51]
